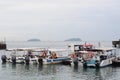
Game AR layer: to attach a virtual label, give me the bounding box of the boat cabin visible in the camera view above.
[68,44,94,53]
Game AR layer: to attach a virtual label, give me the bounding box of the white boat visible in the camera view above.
[27,55,70,65]
[68,43,94,66]
[85,48,116,68]
[37,49,71,65]
[4,48,27,64]
[1,47,46,64]
[69,45,116,68]
[9,56,25,64]
[2,47,70,65]
[70,51,88,66]
[42,57,70,65]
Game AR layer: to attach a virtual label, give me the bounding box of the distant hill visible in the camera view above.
[64,38,82,42]
[27,39,41,42]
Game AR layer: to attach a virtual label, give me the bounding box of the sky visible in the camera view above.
[0,0,120,41]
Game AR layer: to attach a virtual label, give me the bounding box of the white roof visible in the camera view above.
[94,47,116,51]
[6,47,68,52]
[79,51,89,53]
[6,47,48,52]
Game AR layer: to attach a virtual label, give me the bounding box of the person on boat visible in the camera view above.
[47,51,52,59]
[52,52,57,59]
[110,53,114,58]
[42,51,47,58]
[27,50,33,58]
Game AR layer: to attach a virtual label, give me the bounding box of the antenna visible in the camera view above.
[98,41,101,48]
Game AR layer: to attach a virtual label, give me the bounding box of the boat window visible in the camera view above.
[100,55,107,60]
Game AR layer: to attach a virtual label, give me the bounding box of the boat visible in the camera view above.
[42,57,70,65]
[1,47,70,65]
[39,49,71,65]
[2,48,27,64]
[68,43,116,68]
[68,43,94,66]
[84,48,116,68]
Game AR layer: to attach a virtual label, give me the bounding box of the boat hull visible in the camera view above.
[112,58,120,67]
[43,57,71,65]
[87,57,115,68]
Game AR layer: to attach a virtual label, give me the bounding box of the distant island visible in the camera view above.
[27,39,41,42]
[64,38,82,42]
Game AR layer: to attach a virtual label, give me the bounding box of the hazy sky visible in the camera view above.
[0,0,120,41]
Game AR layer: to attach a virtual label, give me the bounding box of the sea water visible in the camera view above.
[0,41,120,80]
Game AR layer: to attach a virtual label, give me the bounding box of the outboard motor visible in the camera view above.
[83,60,87,68]
[11,55,16,64]
[38,57,43,65]
[73,57,78,66]
[95,60,100,68]
[25,56,30,65]
[1,55,7,63]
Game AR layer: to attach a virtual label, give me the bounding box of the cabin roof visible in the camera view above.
[6,47,48,52]
[87,47,116,51]
[6,47,68,52]
[68,43,93,47]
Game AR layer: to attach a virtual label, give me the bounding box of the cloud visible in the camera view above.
[0,0,120,41]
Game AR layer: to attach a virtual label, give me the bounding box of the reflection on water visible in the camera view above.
[1,61,120,80]
[24,65,30,71]
[71,65,120,80]
[1,63,7,68]
[12,64,16,69]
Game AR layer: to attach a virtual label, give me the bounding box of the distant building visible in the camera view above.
[0,41,6,50]
[112,39,120,48]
